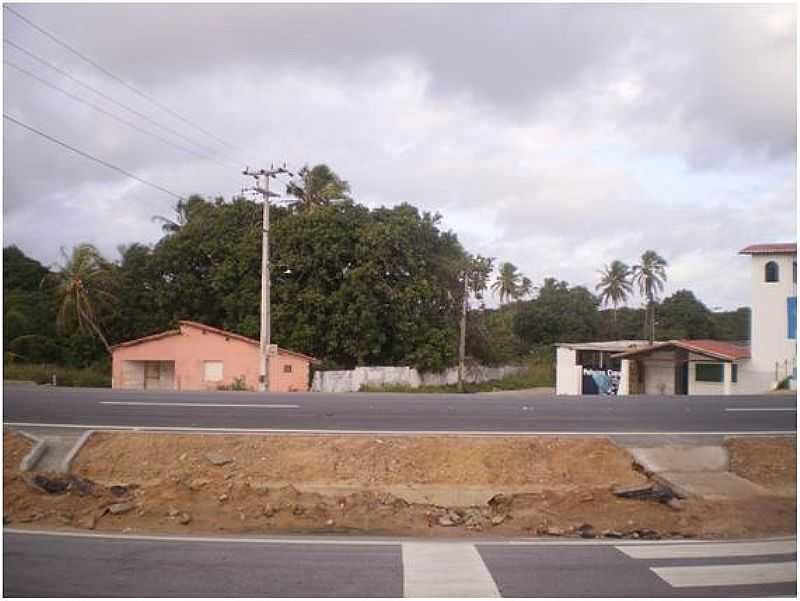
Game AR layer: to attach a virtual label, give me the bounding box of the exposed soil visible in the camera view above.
[726,436,796,495]
[3,431,796,539]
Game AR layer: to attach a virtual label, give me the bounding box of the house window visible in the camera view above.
[696,363,724,383]
[203,360,223,382]
[283,364,293,374]
[789,297,797,340]
[794,262,797,283]
[732,364,738,383]
[765,261,779,282]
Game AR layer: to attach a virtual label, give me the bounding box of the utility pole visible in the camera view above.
[458,272,468,393]
[243,163,292,392]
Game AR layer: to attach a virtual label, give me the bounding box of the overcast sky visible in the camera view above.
[3,3,796,310]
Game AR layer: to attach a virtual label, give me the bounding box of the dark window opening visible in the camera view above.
[732,364,738,383]
[696,363,724,383]
[765,261,779,282]
[283,364,292,373]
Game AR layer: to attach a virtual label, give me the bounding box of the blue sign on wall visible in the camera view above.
[788,297,797,340]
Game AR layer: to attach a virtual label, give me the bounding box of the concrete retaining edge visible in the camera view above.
[17,431,47,472]
[58,430,94,474]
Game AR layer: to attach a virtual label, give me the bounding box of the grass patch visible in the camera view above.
[3,363,111,388]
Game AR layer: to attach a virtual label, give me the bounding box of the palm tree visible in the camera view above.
[596,260,633,324]
[41,244,116,354]
[151,198,189,234]
[632,250,668,344]
[492,262,523,303]
[518,276,534,299]
[286,164,351,213]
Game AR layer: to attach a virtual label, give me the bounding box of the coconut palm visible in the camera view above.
[518,276,535,299]
[151,198,189,234]
[596,260,633,323]
[286,164,351,213]
[41,244,116,354]
[491,262,523,303]
[632,250,668,344]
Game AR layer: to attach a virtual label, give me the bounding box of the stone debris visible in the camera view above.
[666,498,686,511]
[579,493,594,503]
[109,484,136,497]
[612,482,675,503]
[108,502,136,515]
[177,512,192,525]
[203,452,233,466]
[602,530,623,538]
[543,526,565,536]
[575,523,596,538]
[491,514,507,526]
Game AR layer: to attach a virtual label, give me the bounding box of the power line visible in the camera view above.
[5,59,232,168]
[4,5,240,153]
[4,113,186,200]
[4,38,236,165]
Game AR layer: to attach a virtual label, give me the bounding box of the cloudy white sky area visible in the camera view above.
[2,3,796,310]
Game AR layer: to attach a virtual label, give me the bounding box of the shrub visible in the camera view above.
[3,363,111,387]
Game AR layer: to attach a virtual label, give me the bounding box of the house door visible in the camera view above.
[675,362,689,395]
[144,361,161,389]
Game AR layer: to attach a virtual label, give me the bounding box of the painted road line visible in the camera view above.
[5,528,795,548]
[651,562,796,588]
[619,540,797,559]
[725,407,796,412]
[4,422,797,436]
[99,401,300,409]
[402,543,500,597]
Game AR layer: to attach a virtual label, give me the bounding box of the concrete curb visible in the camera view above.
[17,431,47,472]
[58,430,94,474]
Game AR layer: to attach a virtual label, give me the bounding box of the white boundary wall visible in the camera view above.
[311,364,524,393]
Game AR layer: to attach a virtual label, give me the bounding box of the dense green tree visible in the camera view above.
[597,307,647,341]
[710,307,751,342]
[656,289,716,340]
[3,246,49,291]
[513,278,600,346]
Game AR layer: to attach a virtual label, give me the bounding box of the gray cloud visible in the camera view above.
[2,3,796,309]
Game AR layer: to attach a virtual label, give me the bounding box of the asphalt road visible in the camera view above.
[3,385,797,433]
[3,531,796,597]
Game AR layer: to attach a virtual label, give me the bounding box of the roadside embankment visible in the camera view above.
[3,431,795,539]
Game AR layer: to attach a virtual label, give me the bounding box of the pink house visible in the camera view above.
[111,320,317,392]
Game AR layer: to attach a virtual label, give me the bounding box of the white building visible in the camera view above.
[555,242,797,395]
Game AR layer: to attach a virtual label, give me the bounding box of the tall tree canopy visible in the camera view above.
[512,278,600,346]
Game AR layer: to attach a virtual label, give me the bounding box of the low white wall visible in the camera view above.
[311,364,524,393]
[556,347,582,395]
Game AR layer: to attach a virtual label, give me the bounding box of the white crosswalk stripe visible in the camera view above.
[618,540,796,559]
[402,542,500,597]
[618,540,797,589]
[652,562,796,588]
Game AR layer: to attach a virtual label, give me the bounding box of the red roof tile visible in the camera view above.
[677,339,751,361]
[613,339,750,361]
[739,243,797,255]
[111,320,318,363]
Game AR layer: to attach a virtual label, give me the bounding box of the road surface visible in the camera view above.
[3,385,796,433]
[3,530,796,597]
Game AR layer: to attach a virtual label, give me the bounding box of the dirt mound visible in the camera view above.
[3,431,796,539]
[72,433,643,489]
[726,436,796,495]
